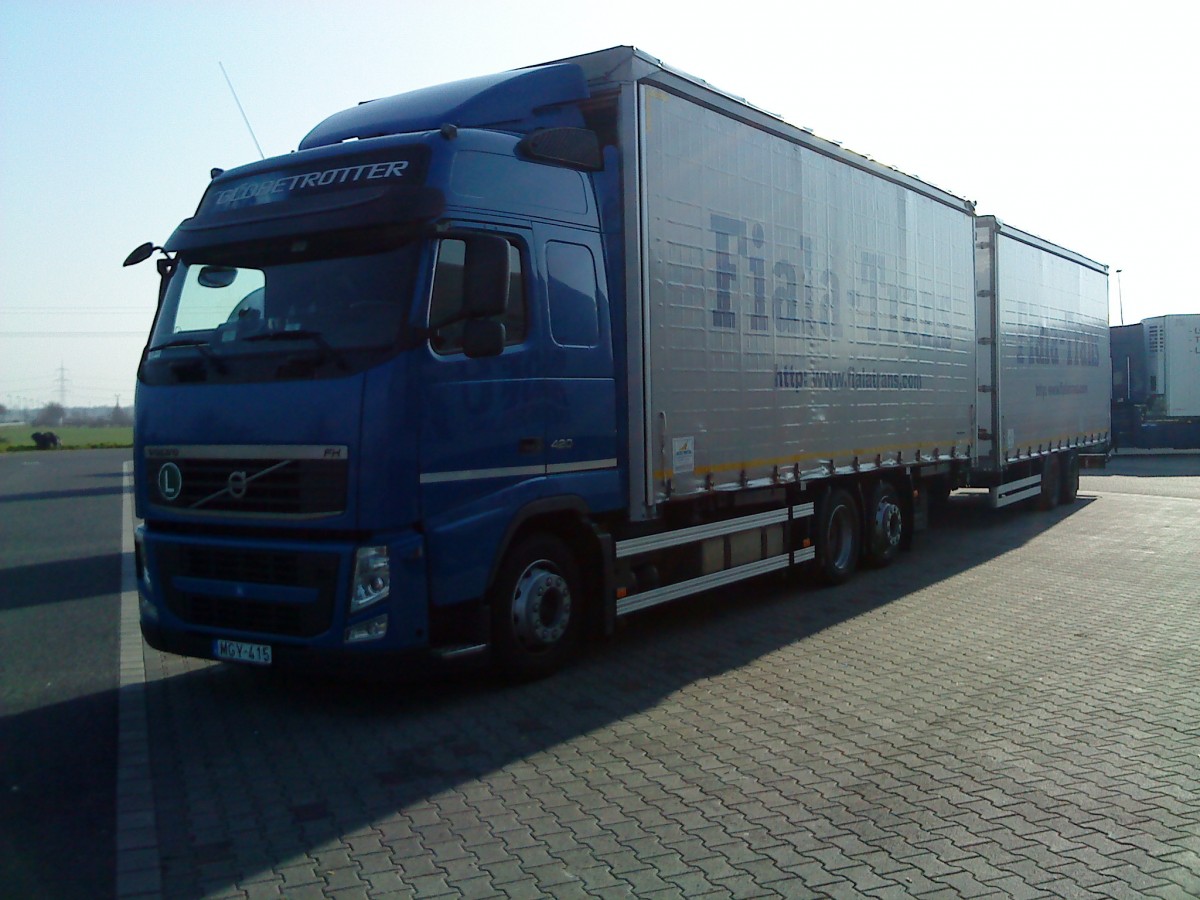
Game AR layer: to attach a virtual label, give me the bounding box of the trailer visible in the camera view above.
[127,47,1109,678]
[972,216,1110,506]
[1144,314,1200,418]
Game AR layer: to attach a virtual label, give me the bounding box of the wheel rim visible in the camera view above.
[510,560,572,650]
[877,500,902,549]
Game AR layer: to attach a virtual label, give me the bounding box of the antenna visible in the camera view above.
[219,61,265,160]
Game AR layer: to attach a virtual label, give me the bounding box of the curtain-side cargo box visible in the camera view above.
[973,216,1110,471]
[569,48,979,516]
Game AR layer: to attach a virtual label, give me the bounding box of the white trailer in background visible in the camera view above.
[1143,314,1200,418]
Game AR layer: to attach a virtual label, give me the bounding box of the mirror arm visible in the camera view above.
[155,255,178,306]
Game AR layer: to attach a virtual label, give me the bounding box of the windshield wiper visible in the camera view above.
[244,329,348,371]
[150,337,229,374]
[153,337,209,351]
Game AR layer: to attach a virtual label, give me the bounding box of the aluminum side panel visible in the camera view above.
[638,86,975,504]
[993,232,1111,459]
[1164,315,1200,417]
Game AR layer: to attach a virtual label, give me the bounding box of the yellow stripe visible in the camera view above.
[654,439,968,482]
[654,429,1110,482]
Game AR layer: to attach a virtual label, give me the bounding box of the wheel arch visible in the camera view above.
[486,497,612,637]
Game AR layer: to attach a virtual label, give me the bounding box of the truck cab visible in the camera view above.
[133,63,623,677]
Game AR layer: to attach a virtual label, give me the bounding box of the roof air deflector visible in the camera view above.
[300,64,589,149]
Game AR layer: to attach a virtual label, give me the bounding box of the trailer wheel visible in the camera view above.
[864,481,903,568]
[815,488,860,584]
[1037,455,1061,511]
[490,534,583,679]
[1059,452,1080,504]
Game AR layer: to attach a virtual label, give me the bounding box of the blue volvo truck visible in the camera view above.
[128,47,1110,678]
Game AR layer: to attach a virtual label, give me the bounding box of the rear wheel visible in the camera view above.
[490,534,583,679]
[864,481,904,568]
[1059,452,1080,504]
[815,488,860,584]
[1037,455,1061,511]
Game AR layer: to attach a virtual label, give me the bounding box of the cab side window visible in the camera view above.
[546,241,600,348]
[428,238,526,355]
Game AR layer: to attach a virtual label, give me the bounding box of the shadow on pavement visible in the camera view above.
[0,553,125,612]
[114,493,1093,895]
[0,484,131,505]
[0,679,117,900]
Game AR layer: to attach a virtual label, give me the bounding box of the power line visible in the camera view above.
[5,306,148,312]
[0,332,147,337]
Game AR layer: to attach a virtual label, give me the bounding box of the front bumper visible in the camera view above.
[136,523,469,667]
[139,619,489,677]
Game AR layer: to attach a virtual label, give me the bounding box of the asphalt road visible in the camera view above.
[0,448,131,899]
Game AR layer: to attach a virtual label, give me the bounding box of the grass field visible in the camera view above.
[0,423,133,451]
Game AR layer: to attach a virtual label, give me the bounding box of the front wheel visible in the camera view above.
[815,488,861,584]
[489,534,583,679]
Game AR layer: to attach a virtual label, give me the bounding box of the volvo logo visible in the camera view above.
[227,470,248,499]
[157,463,182,501]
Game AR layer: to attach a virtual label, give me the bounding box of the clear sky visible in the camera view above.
[2,0,1196,410]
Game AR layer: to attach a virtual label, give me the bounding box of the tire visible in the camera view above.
[1059,452,1080,504]
[489,534,583,679]
[864,481,904,568]
[1037,455,1061,511]
[815,488,860,584]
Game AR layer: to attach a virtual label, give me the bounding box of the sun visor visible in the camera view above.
[165,184,445,253]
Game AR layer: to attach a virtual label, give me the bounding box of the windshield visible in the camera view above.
[142,230,420,383]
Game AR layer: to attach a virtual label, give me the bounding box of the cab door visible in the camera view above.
[417,231,544,605]
[541,235,618,499]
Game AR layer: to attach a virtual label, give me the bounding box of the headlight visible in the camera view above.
[350,545,390,614]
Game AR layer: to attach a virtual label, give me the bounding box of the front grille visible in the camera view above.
[146,453,348,517]
[159,543,340,638]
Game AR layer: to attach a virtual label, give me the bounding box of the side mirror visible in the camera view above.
[123,242,157,267]
[462,320,505,358]
[463,235,510,318]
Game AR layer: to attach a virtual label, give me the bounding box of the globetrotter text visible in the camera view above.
[213,160,413,209]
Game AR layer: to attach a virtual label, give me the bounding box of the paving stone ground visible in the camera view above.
[140,456,1200,898]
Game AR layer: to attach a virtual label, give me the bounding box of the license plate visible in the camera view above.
[213,638,272,666]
